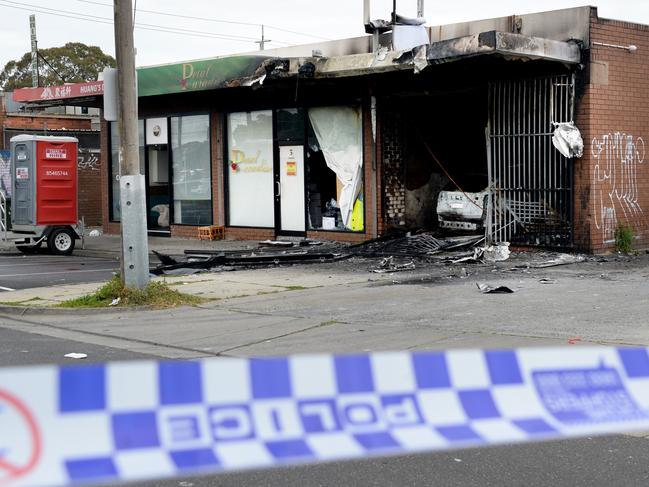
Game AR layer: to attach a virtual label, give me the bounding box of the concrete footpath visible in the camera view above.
[0,230,393,307]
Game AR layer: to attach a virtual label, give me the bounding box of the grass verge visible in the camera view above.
[58,276,206,309]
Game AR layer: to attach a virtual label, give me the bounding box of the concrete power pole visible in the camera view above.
[29,15,38,87]
[113,0,149,289]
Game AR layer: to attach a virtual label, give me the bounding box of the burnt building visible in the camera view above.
[15,6,645,253]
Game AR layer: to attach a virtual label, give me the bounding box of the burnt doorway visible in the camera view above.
[487,75,575,247]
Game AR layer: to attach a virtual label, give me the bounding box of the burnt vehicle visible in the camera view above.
[436,175,488,232]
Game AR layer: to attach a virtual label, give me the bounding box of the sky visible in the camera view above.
[0,0,647,71]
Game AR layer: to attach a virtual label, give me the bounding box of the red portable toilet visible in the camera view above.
[10,135,80,255]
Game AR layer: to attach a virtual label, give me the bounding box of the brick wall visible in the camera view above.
[574,9,649,253]
[100,117,114,234]
[3,113,92,132]
[380,106,406,230]
[78,159,102,226]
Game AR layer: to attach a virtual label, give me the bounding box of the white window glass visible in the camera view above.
[171,115,212,225]
[227,110,274,227]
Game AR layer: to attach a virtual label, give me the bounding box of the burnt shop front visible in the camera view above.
[105,56,370,241]
[225,106,364,236]
[108,107,365,239]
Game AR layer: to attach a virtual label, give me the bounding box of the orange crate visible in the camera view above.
[197,225,224,240]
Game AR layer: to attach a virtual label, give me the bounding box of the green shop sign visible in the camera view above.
[137,55,269,97]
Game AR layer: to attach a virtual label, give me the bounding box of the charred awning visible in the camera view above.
[425,31,581,65]
[290,30,581,79]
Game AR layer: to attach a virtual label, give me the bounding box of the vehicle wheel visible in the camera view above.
[15,239,42,254]
[47,228,75,255]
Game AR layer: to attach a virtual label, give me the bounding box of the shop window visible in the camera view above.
[226,110,274,228]
[171,115,212,225]
[109,120,144,221]
[277,108,304,142]
[307,106,364,232]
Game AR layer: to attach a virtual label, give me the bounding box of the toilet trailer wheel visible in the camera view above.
[47,227,75,255]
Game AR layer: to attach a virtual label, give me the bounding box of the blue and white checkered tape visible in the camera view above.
[2,347,649,486]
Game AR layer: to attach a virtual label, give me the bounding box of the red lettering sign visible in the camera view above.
[12,81,104,103]
[45,148,67,160]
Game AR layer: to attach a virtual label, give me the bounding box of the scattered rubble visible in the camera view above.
[476,282,515,294]
[352,233,483,257]
[148,232,596,282]
[371,256,416,273]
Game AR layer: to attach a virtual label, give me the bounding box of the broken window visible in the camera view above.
[307,106,364,232]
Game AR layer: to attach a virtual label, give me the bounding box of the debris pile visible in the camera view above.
[351,233,483,257]
[371,256,416,273]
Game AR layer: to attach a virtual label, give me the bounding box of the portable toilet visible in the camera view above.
[10,134,80,254]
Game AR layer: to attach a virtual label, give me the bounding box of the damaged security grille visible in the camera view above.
[487,75,575,247]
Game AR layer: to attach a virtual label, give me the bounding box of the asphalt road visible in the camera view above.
[0,253,118,290]
[2,326,649,487]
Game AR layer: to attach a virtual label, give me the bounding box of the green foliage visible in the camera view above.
[0,42,116,91]
[614,222,634,253]
[58,275,205,309]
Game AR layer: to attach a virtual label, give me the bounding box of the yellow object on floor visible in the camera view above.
[350,197,364,231]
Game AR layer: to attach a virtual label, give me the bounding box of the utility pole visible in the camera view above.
[255,25,271,51]
[29,15,38,87]
[114,0,149,289]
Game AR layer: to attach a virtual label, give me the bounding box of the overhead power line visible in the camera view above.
[72,0,333,41]
[0,0,293,44]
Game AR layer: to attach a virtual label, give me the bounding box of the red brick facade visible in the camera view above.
[77,157,102,226]
[574,9,649,252]
[2,113,91,134]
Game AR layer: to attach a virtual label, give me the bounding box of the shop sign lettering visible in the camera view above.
[230,149,272,174]
[180,63,216,91]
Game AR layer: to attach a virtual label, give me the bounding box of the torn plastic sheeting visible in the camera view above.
[308,106,363,229]
[552,121,583,158]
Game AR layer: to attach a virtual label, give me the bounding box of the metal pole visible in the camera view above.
[114,0,149,289]
[29,15,38,87]
[417,0,424,18]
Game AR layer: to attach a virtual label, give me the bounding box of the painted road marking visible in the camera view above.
[0,286,15,292]
[0,269,118,279]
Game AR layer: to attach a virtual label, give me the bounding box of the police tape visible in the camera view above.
[2,346,649,486]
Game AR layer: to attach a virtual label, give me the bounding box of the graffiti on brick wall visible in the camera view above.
[592,133,645,242]
[0,150,10,197]
[77,152,100,171]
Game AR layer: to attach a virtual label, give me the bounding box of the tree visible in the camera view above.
[0,42,116,91]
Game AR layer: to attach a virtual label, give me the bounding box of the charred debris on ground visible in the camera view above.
[149,231,599,277]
